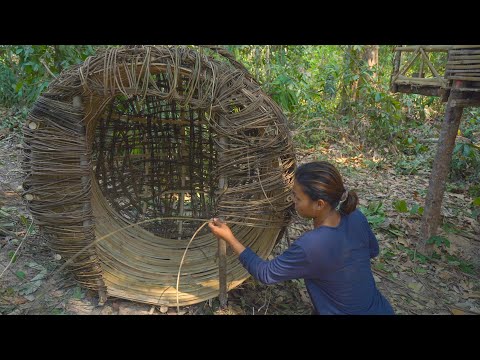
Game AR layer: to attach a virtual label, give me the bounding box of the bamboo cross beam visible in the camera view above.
[394,45,451,52]
[419,48,446,85]
[395,49,421,80]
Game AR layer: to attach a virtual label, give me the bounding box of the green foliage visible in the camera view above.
[364,91,404,148]
[51,308,65,315]
[446,255,475,274]
[450,143,480,180]
[427,235,450,249]
[409,203,424,216]
[469,183,480,198]
[373,261,388,272]
[395,156,429,175]
[393,199,424,216]
[359,201,385,228]
[402,137,428,156]
[0,45,97,107]
[387,224,405,237]
[449,111,480,182]
[393,199,408,213]
[72,286,85,300]
[442,221,461,235]
[268,73,299,113]
[2,44,477,185]
[0,61,17,106]
[395,244,429,264]
[225,45,341,118]
[0,107,30,131]
[7,250,18,263]
[402,94,442,122]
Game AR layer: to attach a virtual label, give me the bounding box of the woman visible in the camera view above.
[208,161,394,315]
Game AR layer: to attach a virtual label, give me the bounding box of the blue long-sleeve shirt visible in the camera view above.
[239,209,394,315]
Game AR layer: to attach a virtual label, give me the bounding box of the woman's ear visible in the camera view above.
[316,199,326,210]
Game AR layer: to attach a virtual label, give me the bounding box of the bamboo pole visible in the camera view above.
[394,45,451,52]
[395,77,445,86]
[178,107,186,240]
[116,114,207,126]
[218,117,228,308]
[452,45,480,49]
[141,129,150,220]
[418,56,425,78]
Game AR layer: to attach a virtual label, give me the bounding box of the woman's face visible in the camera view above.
[292,180,318,219]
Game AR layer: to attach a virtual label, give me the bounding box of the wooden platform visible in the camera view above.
[391,45,480,104]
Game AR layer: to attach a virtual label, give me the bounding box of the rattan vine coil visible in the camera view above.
[22,45,296,306]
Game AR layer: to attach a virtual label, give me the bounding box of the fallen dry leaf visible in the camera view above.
[407,282,424,293]
[450,308,465,315]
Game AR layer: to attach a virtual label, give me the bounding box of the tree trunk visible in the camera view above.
[354,45,379,101]
[53,45,63,73]
[391,46,402,93]
[420,91,464,253]
[364,45,379,78]
[339,45,354,115]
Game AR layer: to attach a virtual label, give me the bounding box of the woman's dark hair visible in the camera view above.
[294,161,358,214]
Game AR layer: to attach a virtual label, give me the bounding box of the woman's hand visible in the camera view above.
[208,218,246,255]
[208,218,236,243]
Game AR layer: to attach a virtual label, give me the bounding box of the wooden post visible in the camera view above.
[74,95,107,305]
[141,130,151,220]
[419,85,465,253]
[178,108,186,239]
[218,118,228,308]
[418,57,424,78]
[440,49,452,102]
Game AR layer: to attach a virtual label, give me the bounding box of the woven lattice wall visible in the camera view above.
[22,45,296,306]
[446,45,480,83]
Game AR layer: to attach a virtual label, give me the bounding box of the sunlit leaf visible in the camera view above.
[393,200,408,213]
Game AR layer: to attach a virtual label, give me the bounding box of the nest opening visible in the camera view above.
[93,94,218,240]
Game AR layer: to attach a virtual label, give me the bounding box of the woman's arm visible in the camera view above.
[208,218,311,284]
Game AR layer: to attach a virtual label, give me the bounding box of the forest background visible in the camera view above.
[0,45,479,315]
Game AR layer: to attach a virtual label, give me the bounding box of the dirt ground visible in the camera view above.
[1,130,480,315]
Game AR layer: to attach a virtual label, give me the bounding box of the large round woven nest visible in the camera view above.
[22,45,296,306]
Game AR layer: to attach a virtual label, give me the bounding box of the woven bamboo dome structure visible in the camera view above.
[22,45,296,307]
